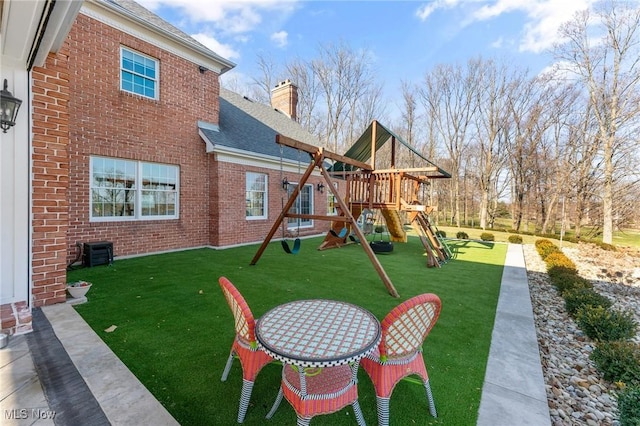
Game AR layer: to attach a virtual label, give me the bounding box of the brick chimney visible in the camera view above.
[271,79,298,121]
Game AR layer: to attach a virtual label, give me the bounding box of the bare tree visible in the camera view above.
[473,58,512,229]
[554,1,640,243]
[420,59,480,227]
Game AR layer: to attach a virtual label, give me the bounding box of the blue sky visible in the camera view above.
[140,0,595,103]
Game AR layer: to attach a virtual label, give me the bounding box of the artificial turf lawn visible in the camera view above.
[68,236,506,425]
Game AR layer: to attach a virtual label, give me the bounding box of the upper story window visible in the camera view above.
[121,47,158,99]
[246,172,267,219]
[91,156,178,221]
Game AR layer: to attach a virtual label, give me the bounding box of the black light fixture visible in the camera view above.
[317,183,325,193]
[282,177,289,190]
[1,79,22,133]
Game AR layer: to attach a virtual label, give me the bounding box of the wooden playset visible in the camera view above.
[250,120,451,297]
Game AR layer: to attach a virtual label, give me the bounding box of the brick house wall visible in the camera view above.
[212,162,330,247]
[64,13,218,263]
[31,49,72,307]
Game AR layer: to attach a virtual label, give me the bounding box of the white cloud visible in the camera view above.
[271,31,288,48]
[191,33,240,60]
[416,0,463,21]
[472,0,596,53]
[415,0,597,54]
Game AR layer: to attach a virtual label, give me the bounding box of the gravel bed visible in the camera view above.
[523,243,640,426]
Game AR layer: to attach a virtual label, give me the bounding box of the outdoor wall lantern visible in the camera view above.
[1,79,22,133]
[282,177,289,190]
[317,183,325,193]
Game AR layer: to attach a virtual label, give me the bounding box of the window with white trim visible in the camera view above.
[121,47,158,99]
[90,157,178,221]
[246,172,267,219]
[287,184,313,228]
[327,182,338,215]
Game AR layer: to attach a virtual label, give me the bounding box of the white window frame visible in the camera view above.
[90,156,179,222]
[246,172,268,220]
[287,183,313,229]
[120,46,159,99]
[327,181,338,216]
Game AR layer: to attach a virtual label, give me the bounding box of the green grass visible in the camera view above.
[68,236,506,425]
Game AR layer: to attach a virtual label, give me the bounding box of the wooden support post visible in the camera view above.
[320,166,400,298]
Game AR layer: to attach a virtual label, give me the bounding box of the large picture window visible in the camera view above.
[121,47,158,99]
[246,172,267,219]
[91,157,178,221]
[287,184,313,228]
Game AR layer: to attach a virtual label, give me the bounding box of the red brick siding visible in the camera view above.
[31,49,71,307]
[212,162,331,247]
[65,14,219,261]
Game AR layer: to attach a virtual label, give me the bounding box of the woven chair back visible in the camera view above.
[379,293,441,359]
[219,276,256,343]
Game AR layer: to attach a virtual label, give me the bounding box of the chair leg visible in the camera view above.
[424,379,437,418]
[237,379,254,423]
[376,396,390,426]
[266,386,284,419]
[352,400,367,426]
[221,352,235,381]
[296,417,311,426]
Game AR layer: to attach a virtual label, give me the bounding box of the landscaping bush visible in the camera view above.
[564,287,612,316]
[575,305,638,342]
[436,230,446,238]
[545,252,577,272]
[593,241,617,252]
[590,341,640,386]
[551,273,592,294]
[535,239,561,260]
[456,231,469,239]
[480,232,494,242]
[508,234,523,244]
[618,386,640,426]
[535,238,554,250]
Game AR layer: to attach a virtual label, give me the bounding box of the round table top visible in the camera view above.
[255,299,381,368]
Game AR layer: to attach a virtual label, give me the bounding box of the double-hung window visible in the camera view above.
[121,47,158,99]
[287,184,313,228]
[91,156,178,221]
[246,172,267,219]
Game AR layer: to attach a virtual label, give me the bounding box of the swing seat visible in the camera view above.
[370,241,393,253]
[282,238,301,254]
[330,227,348,238]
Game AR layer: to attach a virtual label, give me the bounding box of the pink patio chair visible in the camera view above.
[360,293,442,426]
[266,363,367,426]
[219,276,275,423]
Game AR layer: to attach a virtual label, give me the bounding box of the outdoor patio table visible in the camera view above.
[255,299,381,424]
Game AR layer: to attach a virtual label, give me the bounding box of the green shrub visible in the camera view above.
[551,273,592,294]
[547,265,579,280]
[436,230,446,238]
[575,305,638,342]
[564,288,612,316]
[508,234,523,244]
[619,386,640,426]
[456,231,469,239]
[480,232,494,242]
[545,252,577,271]
[590,341,640,386]
[594,241,617,252]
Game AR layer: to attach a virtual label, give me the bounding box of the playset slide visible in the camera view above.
[381,208,407,243]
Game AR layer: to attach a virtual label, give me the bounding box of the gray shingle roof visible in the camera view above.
[199,88,322,162]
